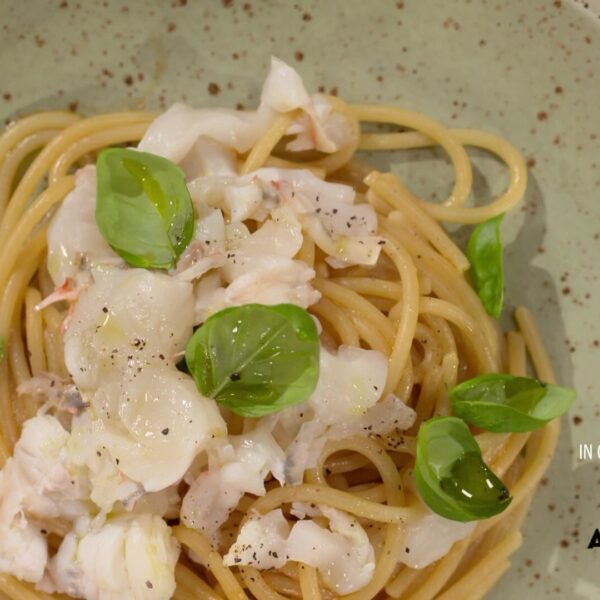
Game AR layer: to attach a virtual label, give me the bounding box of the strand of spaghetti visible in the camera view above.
[263,155,327,178]
[0,573,70,600]
[238,567,288,600]
[391,537,471,600]
[313,278,395,348]
[330,277,403,300]
[359,128,526,224]
[175,563,225,600]
[418,297,479,346]
[351,104,472,207]
[0,112,80,163]
[0,360,13,463]
[0,113,154,240]
[249,484,416,524]
[313,436,405,506]
[380,240,419,396]
[0,177,74,295]
[422,312,457,357]
[514,306,556,383]
[310,298,360,347]
[366,172,469,271]
[350,312,390,353]
[0,130,58,219]
[262,572,303,598]
[436,531,522,600]
[172,526,248,600]
[340,524,404,600]
[8,312,31,387]
[506,331,527,377]
[295,235,315,268]
[49,122,150,182]
[299,564,322,600]
[0,229,47,455]
[325,452,372,475]
[411,364,444,428]
[241,112,297,174]
[291,96,361,175]
[25,288,47,376]
[474,424,558,545]
[42,306,67,378]
[381,218,498,372]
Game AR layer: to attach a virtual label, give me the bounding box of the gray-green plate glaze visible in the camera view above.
[1,1,599,597]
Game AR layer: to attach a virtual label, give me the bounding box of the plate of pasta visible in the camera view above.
[0,1,598,599]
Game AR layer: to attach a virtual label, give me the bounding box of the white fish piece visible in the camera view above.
[0,415,90,583]
[286,94,353,153]
[193,205,227,252]
[224,206,303,268]
[223,509,290,570]
[139,57,347,164]
[193,272,227,324]
[179,136,238,180]
[138,102,274,165]
[224,506,375,594]
[309,345,389,423]
[280,346,416,484]
[46,166,121,286]
[207,255,319,319]
[399,508,476,569]
[46,513,179,600]
[12,415,90,520]
[189,176,265,223]
[63,266,226,495]
[188,166,382,267]
[67,416,142,514]
[192,207,318,322]
[63,266,195,391]
[181,427,285,544]
[286,506,375,594]
[261,59,351,153]
[87,366,226,493]
[173,207,227,281]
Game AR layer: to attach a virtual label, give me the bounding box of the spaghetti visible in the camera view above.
[0,61,564,600]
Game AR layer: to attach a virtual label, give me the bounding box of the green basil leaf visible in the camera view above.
[185,304,320,417]
[467,214,504,318]
[0,337,4,361]
[96,148,194,269]
[450,373,575,433]
[415,417,511,521]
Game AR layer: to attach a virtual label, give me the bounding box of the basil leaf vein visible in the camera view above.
[185,304,320,417]
[415,416,512,522]
[96,148,194,269]
[450,373,575,432]
[467,214,504,318]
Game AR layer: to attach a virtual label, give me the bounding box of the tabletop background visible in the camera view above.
[1,1,599,598]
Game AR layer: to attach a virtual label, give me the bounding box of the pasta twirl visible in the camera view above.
[0,58,565,600]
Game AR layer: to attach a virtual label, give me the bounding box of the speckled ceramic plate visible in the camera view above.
[1,0,599,597]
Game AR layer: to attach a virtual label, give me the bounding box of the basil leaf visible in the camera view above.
[415,417,511,522]
[0,337,4,361]
[451,373,575,433]
[186,304,320,417]
[96,148,194,269]
[467,214,504,318]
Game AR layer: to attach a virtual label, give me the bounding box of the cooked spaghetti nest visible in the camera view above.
[0,58,562,600]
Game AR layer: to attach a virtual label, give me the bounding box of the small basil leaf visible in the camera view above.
[96,148,194,269]
[450,373,575,433]
[185,304,320,417]
[415,416,511,522]
[467,214,504,318]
